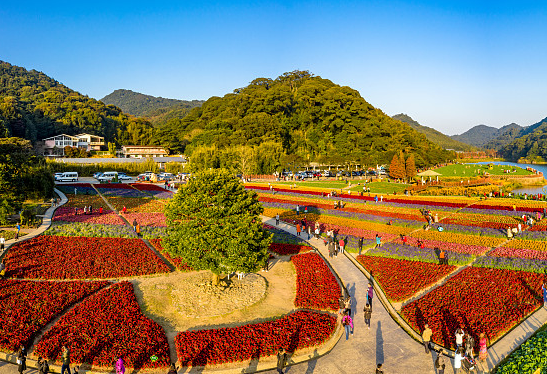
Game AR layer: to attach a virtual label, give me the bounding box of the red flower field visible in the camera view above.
[269,242,313,255]
[149,239,192,271]
[356,255,456,302]
[401,266,544,348]
[5,236,170,279]
[0,280,109,351]
[175,310,336,367]
[34,282,171,369]
[292,253,341,311]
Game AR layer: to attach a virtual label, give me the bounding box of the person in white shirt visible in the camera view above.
[0,236,5,251]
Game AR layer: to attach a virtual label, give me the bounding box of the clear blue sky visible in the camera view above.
[1,1,546,135]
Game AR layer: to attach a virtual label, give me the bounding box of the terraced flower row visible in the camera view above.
[175,310,336,367]
[292,253,341,311]
[5,236,170,279]
[401,267,544,348]
[356,255,456,302]
[0,280,109,351]
[54,207,124,225]
[34,282,171,369]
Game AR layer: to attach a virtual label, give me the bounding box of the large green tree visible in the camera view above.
[0,137,54,224]
[164,169,271,285]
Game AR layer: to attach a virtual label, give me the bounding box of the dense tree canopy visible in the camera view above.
[0,137,54,224]
[157,71,453,169]
[0,61,156,146]
[164,170,271,283]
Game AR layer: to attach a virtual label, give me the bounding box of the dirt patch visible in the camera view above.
[133,258,296,333]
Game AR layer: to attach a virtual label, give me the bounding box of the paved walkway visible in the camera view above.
[261,217,454,374]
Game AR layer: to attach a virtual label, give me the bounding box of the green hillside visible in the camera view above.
[0,61,155,146]
[100,89,204,124]
[392,114,476,151]
[498,117,547,162]
[156,71,453,169]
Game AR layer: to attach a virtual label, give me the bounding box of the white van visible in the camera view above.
[97,171,118,183]
[58,172,79,182]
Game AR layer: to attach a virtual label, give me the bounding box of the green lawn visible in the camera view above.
[349,181,410,194]
[434,164,532,177]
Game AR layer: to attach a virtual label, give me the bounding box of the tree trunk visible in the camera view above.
[212,273,220,286]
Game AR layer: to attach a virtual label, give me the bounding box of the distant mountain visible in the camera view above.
[100,89,204,124]
[498,116,547,162]
[0,61,154,145]
[482,123,523,150]
[450,125,499,148]
[392,114,477,151]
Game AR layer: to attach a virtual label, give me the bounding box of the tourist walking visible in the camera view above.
[438,249,446,265]
[367,283,374,308]
[542,282,547,308]
[375,234,381,248]
[61,345,70,374]
[341,311,354,340]
[478,333,488,362]
[136,223,141,236]
[132,219,138,232]
[307,225,312,239]
[328,241,335,258]
[115,357,125,374]
[465,333,475,358]
[122,206,127,214]
[276,348,287,374]
[363,303,372,329]
[314,226,320,239]
[15,223,21,240]
[435,349,446,374]
[338,296,345,315]
[0,235,5,251]
[16,345,26,374]
[167,363,179,374]
[296,223,301,237]
[454,347,464,373]
[358,236,364,255]
[421,324,433,354]
[275,214,280,225]
[344,296,352,316]
[38,357,49,374]
[339,237,345,253]
[296,205,300,216]
[455,328,465,348]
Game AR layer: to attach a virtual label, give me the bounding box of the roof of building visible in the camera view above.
[51,157,186,164]
[75,133,104,139]
[42,134,78,141]
[122,145,167,149]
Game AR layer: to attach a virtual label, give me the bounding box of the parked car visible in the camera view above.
[93,172,103,180]
[54,173,64,181]
[117,173,132,181]
[57,172,78,182]
[97,171,118,183]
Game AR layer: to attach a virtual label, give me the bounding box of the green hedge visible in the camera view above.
[495,328,547,373]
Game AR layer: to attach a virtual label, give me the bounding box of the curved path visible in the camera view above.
[260,216,448,374]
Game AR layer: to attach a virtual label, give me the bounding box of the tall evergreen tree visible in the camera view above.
[164,169,271,285]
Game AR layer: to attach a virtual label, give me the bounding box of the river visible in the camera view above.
[471,161,547,194]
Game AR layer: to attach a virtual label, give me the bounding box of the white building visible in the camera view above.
[41,133,105,156]
[121,145,168,158]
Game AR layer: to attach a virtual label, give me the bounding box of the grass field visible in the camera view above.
[435,164,532,177]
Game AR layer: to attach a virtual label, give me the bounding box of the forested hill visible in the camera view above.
[0,61,155,145]
[498,116,547,162]
[100,89,204,124]
[157,71,453,167]
[392,114,476,151]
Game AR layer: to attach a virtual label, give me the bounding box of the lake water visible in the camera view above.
[471,161,547,194]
